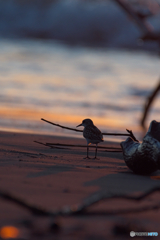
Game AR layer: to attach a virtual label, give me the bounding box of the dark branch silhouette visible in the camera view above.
[34,141,122,152]
[114,0,160,43]
[41,118,82,132]
[114,0,153,34]
[41,118,139,142]
[46,143,120,150]
[141,79,160,129]
[34,140,68,149]
[1,187,160,217]
[114,0,160,128]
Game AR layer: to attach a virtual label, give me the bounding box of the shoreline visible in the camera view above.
[0,126,129,143]
[0,130,160,239]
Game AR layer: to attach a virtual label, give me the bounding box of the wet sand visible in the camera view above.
[0,131,160,239]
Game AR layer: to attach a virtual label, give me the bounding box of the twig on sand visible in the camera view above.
[41,118,139,142]
[34,141,69,149]
[47,143,122,151]
[1,187,160,217]
[34,141,122,152]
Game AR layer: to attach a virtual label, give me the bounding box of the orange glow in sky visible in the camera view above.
[0,105,130,128]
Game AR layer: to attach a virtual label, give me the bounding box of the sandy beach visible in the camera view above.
[0,0,160,239]
[0,131,160,239]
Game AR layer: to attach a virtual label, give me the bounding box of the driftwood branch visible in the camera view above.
[114,0,152,34]
[113,1,160,129]
[0,187,160,217]
[114,0,160,43]
[126,129,139,142]
[34,141,122,152]
[41,118,139,142]
[41,118,82,132]
[46,143,120,150]
[0,190,51,216]
[34,141,69,149]
[141,79,160,129]
[77,187,160,212]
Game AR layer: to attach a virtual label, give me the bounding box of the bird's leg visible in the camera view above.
[83,144,91,159]
[93,144,99,159]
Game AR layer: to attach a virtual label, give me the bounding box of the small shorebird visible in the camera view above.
[76,119,104,159]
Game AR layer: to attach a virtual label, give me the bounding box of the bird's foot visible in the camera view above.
[83,156,91,159]
[92,157,100,160]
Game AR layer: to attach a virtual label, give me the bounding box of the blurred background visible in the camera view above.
[0,0,160,141]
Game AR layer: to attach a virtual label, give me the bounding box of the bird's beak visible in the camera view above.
[76,123,82,127]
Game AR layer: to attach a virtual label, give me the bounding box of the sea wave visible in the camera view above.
[0,0,160,49]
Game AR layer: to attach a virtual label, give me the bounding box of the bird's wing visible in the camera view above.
[84,126,103,141]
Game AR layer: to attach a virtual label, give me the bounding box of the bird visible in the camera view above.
[76,119,104,159]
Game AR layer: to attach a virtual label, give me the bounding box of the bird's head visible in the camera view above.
[76,119,93,128]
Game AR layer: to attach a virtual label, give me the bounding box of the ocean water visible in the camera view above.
[0,0,160,141]
[0,38,160,141]
[0,0,160,50]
